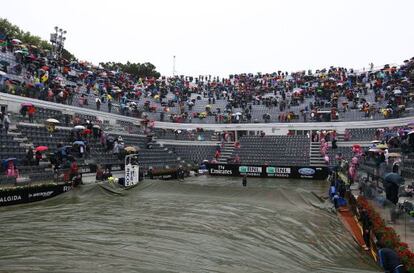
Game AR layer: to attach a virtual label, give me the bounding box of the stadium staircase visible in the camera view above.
[309,142,326,166]
[217,142,234,164]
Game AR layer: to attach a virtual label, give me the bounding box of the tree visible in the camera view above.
[0,17,73,59]
[99,61,161,79]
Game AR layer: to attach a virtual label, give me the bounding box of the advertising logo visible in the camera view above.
[298,168,316,176]
[239,166,262,173]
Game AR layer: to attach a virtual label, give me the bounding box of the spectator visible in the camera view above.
[35,150,42,165]
[27,105,36,123]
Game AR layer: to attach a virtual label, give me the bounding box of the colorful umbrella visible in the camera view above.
[35,146,48,152]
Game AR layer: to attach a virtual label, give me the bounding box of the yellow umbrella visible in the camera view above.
[376,144,388,149]
[124,146,138,153]
[388,152,401,157]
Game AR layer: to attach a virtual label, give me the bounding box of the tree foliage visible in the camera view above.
[0,17,74,59]
[0,18,160,78]
[99,61,161,79]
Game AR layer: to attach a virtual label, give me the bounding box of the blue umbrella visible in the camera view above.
[73,141,85,146]
[384,132,399,138]
[383,172,404,185]
[2,158,17,168]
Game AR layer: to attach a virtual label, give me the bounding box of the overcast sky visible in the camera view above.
[2,0,413,77]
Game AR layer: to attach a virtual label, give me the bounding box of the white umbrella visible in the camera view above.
[0,71,6,76]
[393,89,402,95]
[46,118,60,124]
[371,140,381,143]
[12,38,22,44]
[408,131,414,135]
[74,125,86,130]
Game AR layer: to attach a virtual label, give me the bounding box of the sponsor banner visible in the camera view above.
[207,164,328,180]
[29,191,54,198]
[0,195,22,203]
[125,164,140,186]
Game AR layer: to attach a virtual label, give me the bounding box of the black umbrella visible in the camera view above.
[383,172,404,185]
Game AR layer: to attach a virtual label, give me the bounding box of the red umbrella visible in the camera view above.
[82,129,92,135]
[35,146,48,152]
[41,65,49,71]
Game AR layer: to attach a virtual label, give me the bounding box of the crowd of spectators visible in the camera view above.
[1,34,413,125]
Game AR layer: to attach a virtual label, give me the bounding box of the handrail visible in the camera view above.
[1,92,413,132]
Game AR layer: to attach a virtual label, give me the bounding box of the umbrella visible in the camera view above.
[124,146,137,153]
[388,152,401,157]
[368,148,383,153]
[46,118,60,124]
[408,131,414,135]
[11,38,22,44]
[383,173,404,185]
[2,158,17,168]
[82,129,92,135]
[73,141,85,146]
[92,125,100,129]
[58,146,72,153]
[407,122,414,128]
[371,140,381,144]
[74,125,86,130]
[0,71,6,76]
[384,132,399,138]
[393,89,402,95]
[35,146,48,152]
[376,144,388,149]
[21,102,34,107]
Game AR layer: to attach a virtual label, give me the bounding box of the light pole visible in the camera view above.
[173,55,176,76]
[50,26,67,59]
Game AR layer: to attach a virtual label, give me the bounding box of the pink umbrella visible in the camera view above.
[35,146,48,152]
